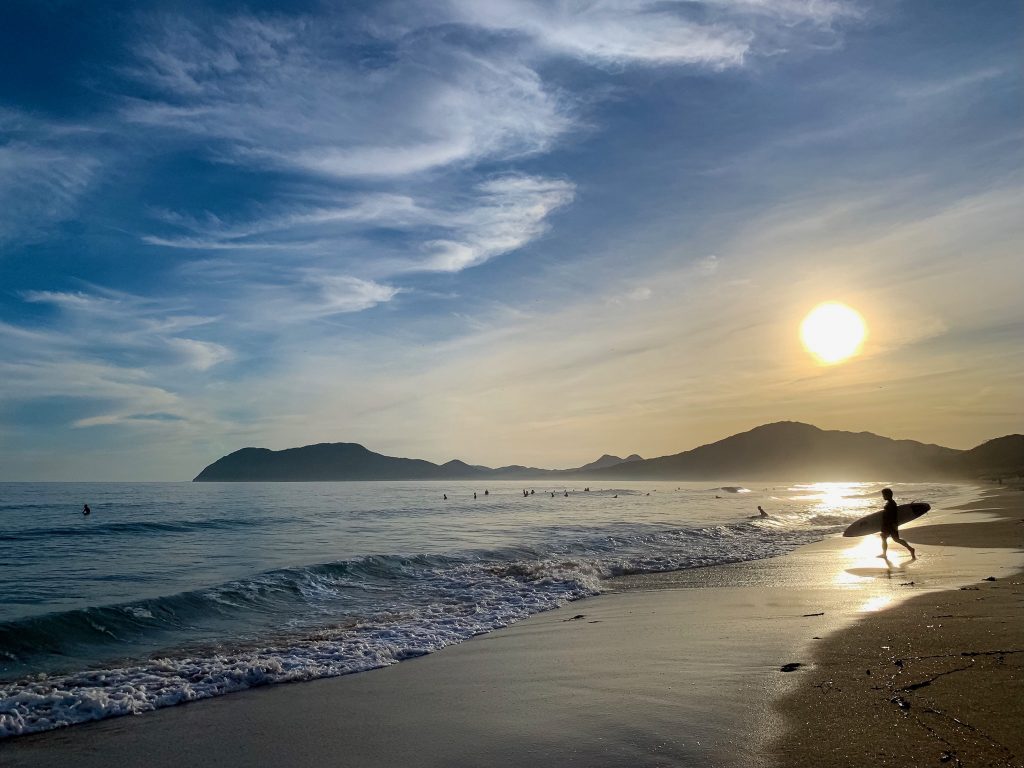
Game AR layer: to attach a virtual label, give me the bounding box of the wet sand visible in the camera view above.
[2,488,1021,767]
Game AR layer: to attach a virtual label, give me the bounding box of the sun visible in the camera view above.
[800,302,867,364]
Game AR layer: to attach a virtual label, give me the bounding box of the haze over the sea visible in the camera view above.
[1,1,1020,480]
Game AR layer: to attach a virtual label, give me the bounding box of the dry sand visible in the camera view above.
[2,488,1021,767]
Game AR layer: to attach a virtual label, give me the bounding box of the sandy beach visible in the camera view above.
[3,487,1021,767]
[774,491,1024,767]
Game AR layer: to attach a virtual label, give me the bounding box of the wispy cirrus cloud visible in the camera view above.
[0,112,102,244]
[444,0,751,67]
[440,0,859,67]
[166,338,234,371]
[120,0,863,306]
[12,287,231,399]
[239,274,402,323]
[122,14,571,179]
[419,175,575,271]
[143,173,574,277]
[1,289,239,440]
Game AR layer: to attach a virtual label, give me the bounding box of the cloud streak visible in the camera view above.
[123,15,571,179]
[0,134,100,244]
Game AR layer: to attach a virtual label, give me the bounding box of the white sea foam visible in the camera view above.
[0,560,599,737]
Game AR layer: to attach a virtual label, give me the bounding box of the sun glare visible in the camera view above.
[800,302,867,364]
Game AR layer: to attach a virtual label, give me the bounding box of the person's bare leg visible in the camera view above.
[877,532,889,559]
[894,535,916,559]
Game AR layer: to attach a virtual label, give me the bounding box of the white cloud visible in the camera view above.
[0,289,235,433]
[419,175,576,271]
[142,194,429,250]
[314,275,401,314]
[146,174,575,275]
[168,338,234,370]
[441,0,859,67]
[123,15,571,179]
[22,290,115,310]
[446,0,751,67]
[0,142,99,244]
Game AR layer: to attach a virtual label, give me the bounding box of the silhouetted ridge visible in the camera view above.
[193,423,1023,481]
[956,435,1024,478]
[585,422,961,480]
[570,454,644,472]
[194,443,443,482]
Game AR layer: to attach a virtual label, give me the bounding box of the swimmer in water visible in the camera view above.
[82,504,91,516]
[757,505,769,518]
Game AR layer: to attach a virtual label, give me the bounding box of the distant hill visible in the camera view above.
[194,446,646,482]
[585,422,963,481]
[569,454,644,472]
[193,443,447,482]
[193,423,1024,482]
[954,434,1024,479]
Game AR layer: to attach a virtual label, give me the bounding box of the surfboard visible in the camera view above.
[842,502,930,537]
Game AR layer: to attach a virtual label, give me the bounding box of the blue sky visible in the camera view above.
[1,0,1021,480]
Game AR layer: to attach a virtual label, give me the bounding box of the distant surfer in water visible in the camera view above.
[757,505,769,518]
[879,488,915,560]
[82,504,91,516]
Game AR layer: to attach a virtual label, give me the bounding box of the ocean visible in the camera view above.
[0,479,973,738]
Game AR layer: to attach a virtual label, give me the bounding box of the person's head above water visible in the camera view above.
[881,488,893,500]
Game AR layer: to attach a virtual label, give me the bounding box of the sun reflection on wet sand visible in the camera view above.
[832,533,909,585]
[858,595,894,612]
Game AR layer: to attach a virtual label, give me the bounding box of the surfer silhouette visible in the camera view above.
[879,488,915,560]
[82,504,91,516]
[757,505,769,518]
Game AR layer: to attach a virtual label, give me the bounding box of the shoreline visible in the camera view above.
[3,485,1021,766]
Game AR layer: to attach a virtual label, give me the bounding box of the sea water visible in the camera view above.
[0,480,972,737]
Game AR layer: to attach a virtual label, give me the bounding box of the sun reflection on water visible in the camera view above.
[788,481,878,514]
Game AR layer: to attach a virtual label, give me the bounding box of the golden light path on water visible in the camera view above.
[800,301,867,364]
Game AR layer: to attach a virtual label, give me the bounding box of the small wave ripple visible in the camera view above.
[0,516,284,542]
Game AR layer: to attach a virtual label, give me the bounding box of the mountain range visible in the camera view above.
[193,422,1023,482]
